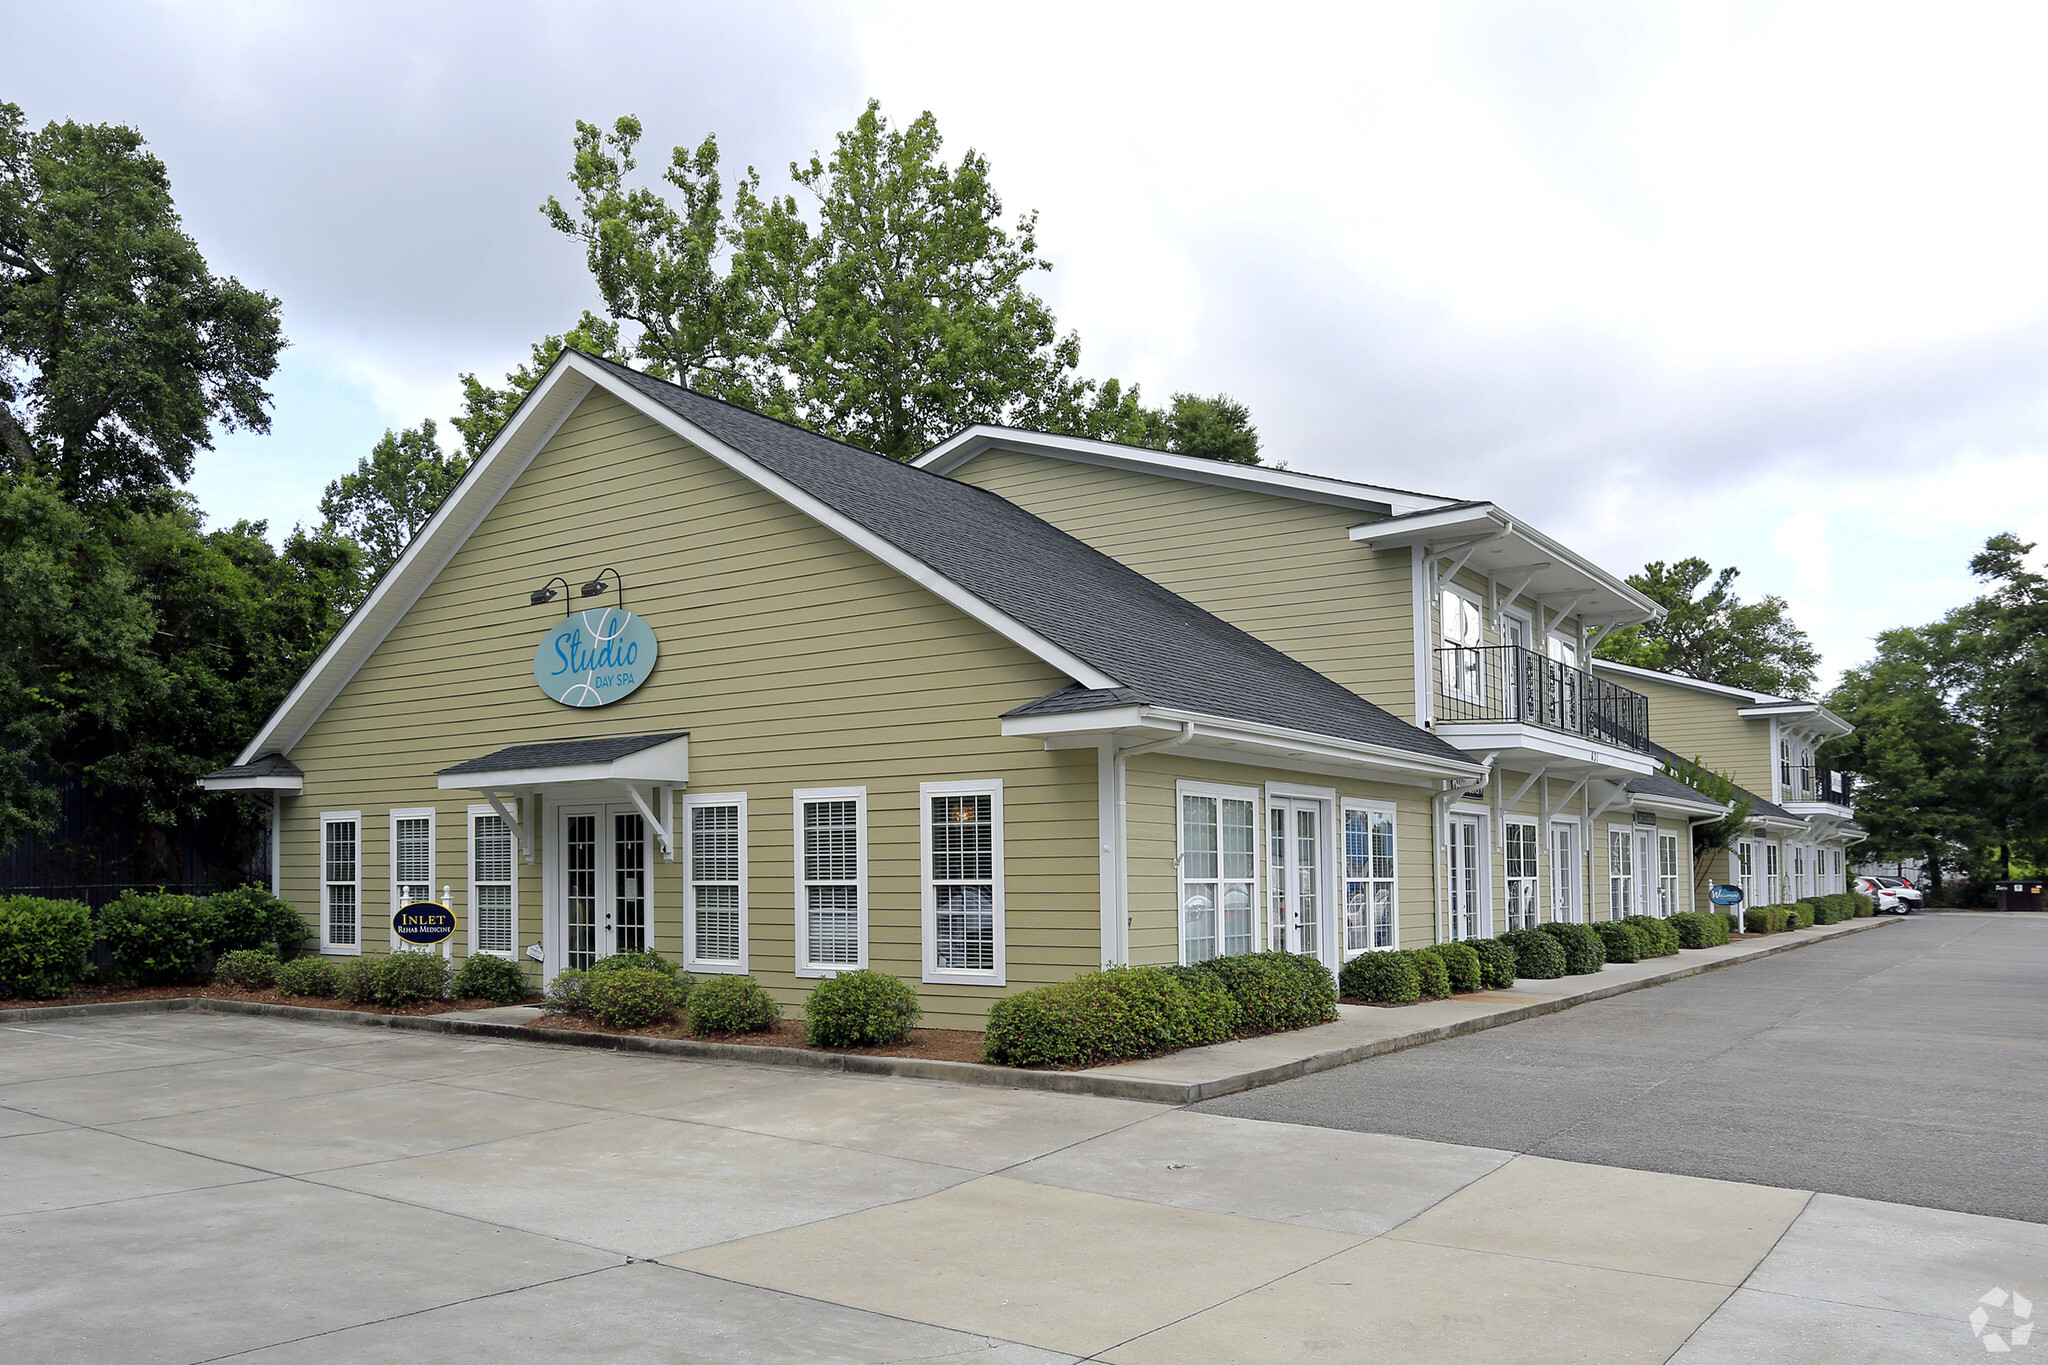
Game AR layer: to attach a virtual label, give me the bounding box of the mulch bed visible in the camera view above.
[524,1012,990,1064]
[1,983,544,1017]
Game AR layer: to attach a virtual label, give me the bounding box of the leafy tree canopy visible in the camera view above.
[0,103,285,506]
[1659,755,1750,886]
[1595,557,1819,698]
[1141,392,1262,465]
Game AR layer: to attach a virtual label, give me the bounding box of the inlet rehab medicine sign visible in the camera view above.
[533,607,658,707]
[393,902,457,946]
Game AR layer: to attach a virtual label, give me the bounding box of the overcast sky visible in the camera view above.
[14,1,2048,689]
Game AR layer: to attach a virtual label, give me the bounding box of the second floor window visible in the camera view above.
[1441,589,1485,702]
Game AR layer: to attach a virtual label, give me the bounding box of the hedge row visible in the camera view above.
[0,886,308,999]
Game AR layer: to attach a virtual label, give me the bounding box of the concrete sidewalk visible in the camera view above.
[5,1009,2034,1363]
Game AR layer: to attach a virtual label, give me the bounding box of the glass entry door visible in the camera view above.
[1267,798,1324,959]
[561,805,650,969]
[1549,822,1579,923]
[1447,813,1485,940]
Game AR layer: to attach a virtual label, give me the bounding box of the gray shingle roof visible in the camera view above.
[587,355,1472,766]
[202,753,303,781]
[438,732,689,776]
[1623,768,1727,809]
[1640,741,1792,818]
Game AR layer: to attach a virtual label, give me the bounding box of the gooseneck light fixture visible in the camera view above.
[527,576,570,610]
[579,567,624,610]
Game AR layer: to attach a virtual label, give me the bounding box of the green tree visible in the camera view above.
[1141,392,1262,465]
[1956,533,2048,877]
[317,421,462,595]
[450,312,626,462]
[0,103,284,505]
[1660,755,1750,893]
[1595,558,1819,697]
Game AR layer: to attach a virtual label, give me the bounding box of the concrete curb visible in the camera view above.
[3,918,1898,1105]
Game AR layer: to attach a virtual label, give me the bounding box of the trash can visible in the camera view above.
[1995,881,2045,912]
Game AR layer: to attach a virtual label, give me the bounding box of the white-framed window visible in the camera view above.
[795,787,866,976]
[1658,831,1680,916]
[1549,819,1580,923]
[1764,842,1781,904]
[321,811,362,955]
[1446,811,1487,940]
[922,780,1004,984]
[468,802,517,959]
[1735,840,1755,906]
[1342,800,1397,954]
[390,807,436,952]
[1178,782,1259,964]
[1791,843,1807,900]
[1608,826,1635,920]
[684,793,747,973]
[1504,820,1540,931]
[1440,586,1486,704]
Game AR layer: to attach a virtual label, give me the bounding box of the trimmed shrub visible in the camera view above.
[686,973,782,1037]
[1744,904,1791,934]
[1537,921,1606,974]
[1423,941,1482,994]
[0,896,94,999]
[981,965,1235,1068]
[207,885,311,958]
[586,967,688,1029]
[1810,897,1846,925]
[1593,921,1641,964]
[1849,891,1875,917]
[541,967,591,1015]
[275,956,341,997]
[587,949,683,981]
[337,952,451,1007]
[1472,938,1518,990]
[1788,902,1816,929]
[1195,951,1337,1031]
[804,968,923,1047]
[1716,911,1741,939]
[1339,950,1421,1004]
[454,954,529,1004]
[336,956,379,1003]
[1622,916,1679,956]
[214,948,279,989]
[1669,911,1731,949]
[100,890,222,984]
[1498,928,1566,979]
[1401,948,1452,999]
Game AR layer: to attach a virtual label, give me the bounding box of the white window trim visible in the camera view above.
[1446,809,1491,941]
[320,810,363,956]
[920,779,1005,986]
[389,807,438,951]
[794,786,867,977]
[1549,815,1581,924]
[466,801,519,960]
[1607,822,1638,921]
[1177,779,1263,965]
[1503,817,1541,933]
[1340,797,1399,957]
[684,792,749,974]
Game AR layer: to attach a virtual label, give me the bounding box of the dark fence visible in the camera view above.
[1435,644,1653,753]
[1785,763,1856,808]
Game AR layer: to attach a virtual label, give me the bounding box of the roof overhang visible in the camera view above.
[915,426,1454,517]
[198,773,303,794]
[1000,705,1486,787]
[437,733,691,863]
[1630,790,1733,819]
[1350,505,1662,629]
[1737,702,1853,738]
[1432,721,1662,777]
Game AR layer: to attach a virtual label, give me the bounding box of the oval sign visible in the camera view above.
[393,901,456,946]
[1709,883,1745,907]
[533,607,658,707]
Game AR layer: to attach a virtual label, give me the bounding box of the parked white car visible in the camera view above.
[1856,875,1923,914]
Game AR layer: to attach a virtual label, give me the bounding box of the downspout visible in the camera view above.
[270,791,282,899]
[1105,722,1196,967]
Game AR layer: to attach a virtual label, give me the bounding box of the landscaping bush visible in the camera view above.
[1400,948,1452,999]
[1788,902,1816,929]
[540,967,591,1015]
[274,956,341,997]
[1339,950,1421,1004]
[1669,911,1731,949]
[1537,921,1606,974]
[1195,951,1337,1031]
[337,952,451,1007]
[213,948,278,990]
[453,953,529,1004]
[1498,928,1566,979]
[804,968,924,1047]
[0,896,94,999]
[586,966,689,1029]
[686,973,782,1037]
[587,949,686,983]
[1423,941,1482,993]
[1810,897,1846,925]
[207,885,311,958]
[1472,938,1518,990]
[1849,891,1875,917]
[1744,904,1790,934]
[1622,916,1679,956]
[982,965,1237,1067]
[100,890,222,984]
[1593,921,1641,964]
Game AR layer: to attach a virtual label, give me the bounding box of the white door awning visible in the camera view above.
[436,732,689,861]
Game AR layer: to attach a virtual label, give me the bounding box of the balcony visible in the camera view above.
[1784,762,1856,811]
[1435,645,1653,757]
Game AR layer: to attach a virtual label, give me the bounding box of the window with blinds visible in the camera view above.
[393,812,433,907]
[927,788,999,977]
[688,798,745,968]
[471,810,514,956]
[322,814,359,951]
[798,790,864,972]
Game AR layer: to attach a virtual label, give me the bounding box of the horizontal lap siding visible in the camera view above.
[281,391,1100,1031]
[950,452,1418,720]
[1618,673,1777,799]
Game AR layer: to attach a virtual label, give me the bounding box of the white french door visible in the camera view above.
[1636,829,1657,917]
[559,804,651,970]
[1504,820,1539,931]
[1267,798,1326,960]
[1446,813,1486,940]
[1549,821,1580,923]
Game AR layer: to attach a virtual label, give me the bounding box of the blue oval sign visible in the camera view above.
[533,607,658,707]
[393,901,456,946]
[1709,883,1745,907]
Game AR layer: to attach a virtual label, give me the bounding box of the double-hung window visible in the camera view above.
[685,794,747,972]
[469,804,516,958]
[321,812,361,954]
[795,788,865,975]
[1178,784,1258,963]
[1658,832,1680,916]
[922,780,1004,984]
[1608,827,1635,919]
[1342,802,1397,953]
[390,808,436,951]
[1440,588,1485,706]
[1504,820,1539,931]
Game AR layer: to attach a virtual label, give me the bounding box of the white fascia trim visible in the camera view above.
[1000,706,1484,782]
[1352,506,1661,625]
[914,425,1453,517]
[1429,721,1662,776]
[577,361,1119,692]
[1629,792,1731,818]
[234,367,595,764]
[199,774,303,793]
[1737,702,1853,736]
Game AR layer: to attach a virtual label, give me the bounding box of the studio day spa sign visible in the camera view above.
[533,608,658,707]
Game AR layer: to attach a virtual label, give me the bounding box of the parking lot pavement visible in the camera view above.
[1199,913,2048,1224]
[7,1006,2048,1362]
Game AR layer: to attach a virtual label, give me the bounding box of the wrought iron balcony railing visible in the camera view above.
[1785,762,1855,808]
[1434,644,1653,754]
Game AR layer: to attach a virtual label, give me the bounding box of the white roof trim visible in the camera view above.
[1000,704,1484,783]
[198,774,304,794]
[235,356,1118,765]
[436,735,691,792]
[916,425,1455,517]
[1351,505,1662,626]
[1592,660,1851,736]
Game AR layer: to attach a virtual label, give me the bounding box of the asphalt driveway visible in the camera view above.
[1200,913,2048,1223]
